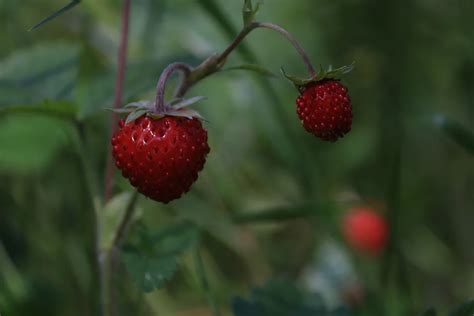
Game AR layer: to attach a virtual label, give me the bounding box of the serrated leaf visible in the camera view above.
[434,115,474,155]
[0,115,72,173]
[0,43,79,105]
[223,64,276,77]
[171,96,207,110]
[122,249,178,293]
[30,0,82,31]
[448,300,474,316]
[123,221,199,292]
[0,100,77,120]
[125,109,149,124]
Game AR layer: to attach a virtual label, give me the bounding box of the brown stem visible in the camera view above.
[100,1,131,315]
[103,0,131,204]
[174,21,316,98]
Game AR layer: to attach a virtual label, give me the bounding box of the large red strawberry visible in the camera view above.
[283,64,353,142]
[342,206,388,255]
[111,98,209,203]
[296,80,352,141]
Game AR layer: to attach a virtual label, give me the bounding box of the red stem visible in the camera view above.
[103,0,131,203]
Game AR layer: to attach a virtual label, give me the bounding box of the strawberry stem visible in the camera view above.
[155,62,192,113]
[168,21,316,99]
[252,22,316,77]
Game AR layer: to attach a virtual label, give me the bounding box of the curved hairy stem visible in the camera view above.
[252,22,316,77]
[172,21,316,99]
[155,62,192,112]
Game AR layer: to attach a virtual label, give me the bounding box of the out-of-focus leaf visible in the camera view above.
[222,64,276,77]
[420,308,436,316]
[232,279,350,316]
[434,115,474,155]
[123,220,199,292]
[448,300,474,316]
[0,100,77,121]
[100,192,141,251]
[122,250,178,293]
[0,43,79,105]
[29,0,82,31]
[0,115,73,173]
[232,204,312,224]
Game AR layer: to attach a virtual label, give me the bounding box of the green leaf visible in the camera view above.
[29,0,82,31]
[434,115,474,155]
[0,43,79,106]
[0,115,73,173]
[448,300,474,316]
[222,64,276,77]
[122,249,178,293]
[123,221,199,292]
[0,100,77,120]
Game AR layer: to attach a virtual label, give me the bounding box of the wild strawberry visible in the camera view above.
[296,80,352,141]
[111,97,210,203]
[282,64,353,142]
[342,207,388,255]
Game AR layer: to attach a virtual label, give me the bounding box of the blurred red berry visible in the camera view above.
[342,207,388,255]
[296,79,352,141]
[112,116,210,203]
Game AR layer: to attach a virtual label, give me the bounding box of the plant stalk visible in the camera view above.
[173,21,316,98]
[101,0,132,315]
[103,0,132,204]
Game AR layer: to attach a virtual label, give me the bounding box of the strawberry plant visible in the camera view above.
[0,0,473,316]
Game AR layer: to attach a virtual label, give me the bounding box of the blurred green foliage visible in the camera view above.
[0,0,473,315]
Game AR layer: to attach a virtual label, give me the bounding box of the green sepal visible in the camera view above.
[281,62,354,89]
[243,0,264,27]
[109,96,207,124]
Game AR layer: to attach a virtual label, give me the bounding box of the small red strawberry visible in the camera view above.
[342,207,388,255]
[283,64,353,142]
[111,97,209,203]
[296,80,352,141]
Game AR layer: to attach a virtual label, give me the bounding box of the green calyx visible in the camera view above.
[108,96,206,124]
[281,62,354,89]
[243,0,264,27]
